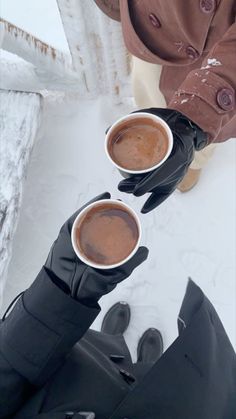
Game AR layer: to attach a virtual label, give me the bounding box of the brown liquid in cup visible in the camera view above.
[76,203,139,266]
[108,117,169,171]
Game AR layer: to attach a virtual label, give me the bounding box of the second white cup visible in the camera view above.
[105,112,173,176]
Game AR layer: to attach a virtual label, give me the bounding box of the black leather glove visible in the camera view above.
[44,192,148,306]
[118,109,208,214]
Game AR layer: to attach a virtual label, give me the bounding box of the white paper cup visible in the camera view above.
[105,112,173,175]
[71,199,142,270]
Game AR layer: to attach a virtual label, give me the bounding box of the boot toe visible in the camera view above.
[137,328,163,364]
[177,168,201,193]
[101,302,131,335]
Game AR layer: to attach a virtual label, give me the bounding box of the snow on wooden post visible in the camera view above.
[1,9,130,99]
[57,0,131,100]
[0,91,41,306]
[0,17,84,93]
[0,18,73,77]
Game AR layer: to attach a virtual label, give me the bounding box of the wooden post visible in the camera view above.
[1,2,131,98]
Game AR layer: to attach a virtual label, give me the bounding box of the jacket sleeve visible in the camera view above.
[169,22,236,143]
[94,0,121,21]
[0,267,100,418]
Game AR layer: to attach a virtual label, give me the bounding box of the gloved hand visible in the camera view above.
[118,109,208,214]
[44,192,148,306]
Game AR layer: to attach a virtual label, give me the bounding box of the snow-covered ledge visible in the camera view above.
[0,90,41,306]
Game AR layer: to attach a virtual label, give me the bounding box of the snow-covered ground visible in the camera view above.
[1,95,235,360]
[1,0,236,360]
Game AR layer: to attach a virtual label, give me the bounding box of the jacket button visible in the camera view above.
[216,88,235,111]
[200,0,216,13]
[149,13,162,28]
[186,46,199,60]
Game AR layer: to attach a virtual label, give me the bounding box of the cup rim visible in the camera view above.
[71,199,142,270]
[105,112,173,175]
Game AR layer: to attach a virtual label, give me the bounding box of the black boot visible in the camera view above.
[101,302,131,335]
[137,328,163,364]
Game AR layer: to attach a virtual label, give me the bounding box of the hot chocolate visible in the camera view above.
[108,117,169,171]
[75,202,139,266]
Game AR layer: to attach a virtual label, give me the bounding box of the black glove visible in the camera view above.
[44,192,148,306]
[118,109,208,214]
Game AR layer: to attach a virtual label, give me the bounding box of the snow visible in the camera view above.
[207,58,222,66]
[180,99,188,104]
[201,58,222,70]
[1,95,235,361]
[1,0,235,361]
